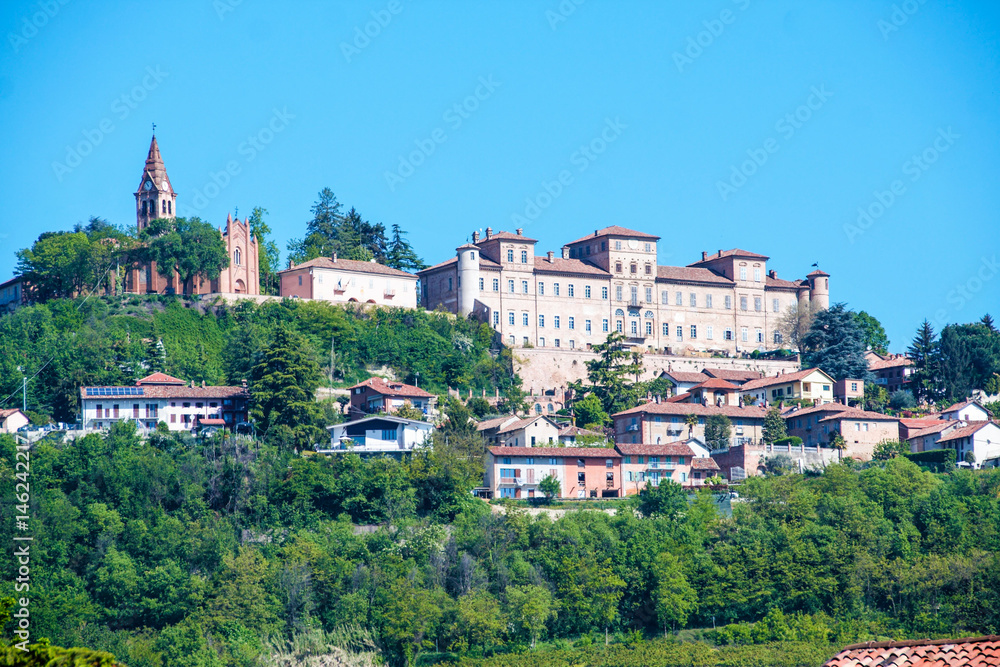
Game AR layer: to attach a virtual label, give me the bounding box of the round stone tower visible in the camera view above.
[807,269,830,311]
[456,243,480,317]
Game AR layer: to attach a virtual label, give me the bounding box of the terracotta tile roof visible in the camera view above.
[489,446,619,458]
[614,401,766,419]
[823,635,1000,667]
[656,265,733,285]
[702,368,764,382]
[817,408,899,423]
[908,421,958,439]
[282,256,417,278]
[740,368,831,391]
[691,378,739,391]
[943,400,991,416]
[533,257,611,276]
[349,377,433,399]
[660,371,711,384]
[783,403,853,418]
[666,392,693,403]
[79,384,248,400]
[476,415,519,432]
[0,408,25,420]
[691,457,720,470]
[616,443,695,457]
[196,418,227,426]
[688,248,770,265]
[566,226,661,246]
[938,421,997,443]
[807,269,830,277]
[899,418,946,429]
[498,416,558,433]
[479,230,538,243]
[869,356,914,370]
[559,425,604,437]
[765,275,803,289]
[136,372,186,385]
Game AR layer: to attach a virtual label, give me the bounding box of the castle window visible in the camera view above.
[234,248,242,266]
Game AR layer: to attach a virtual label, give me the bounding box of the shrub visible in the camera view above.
[904,448,957,472]
[773,436,803,447]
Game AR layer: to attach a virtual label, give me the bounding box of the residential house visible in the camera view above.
[659,370,713,397]
[940,399,993,422]
[833,378,864,405]
[496,415,562,447]
[783,403,899,459]
[0,409,29,434]
[79,372,249,432]
[323,415,434,458]
[690,457,722,486]
[616,443,694,495]
[0,276,29,314]
[937,421,1000,468]
[612,401,766,448]
[485,446,621,499]
[739,367,835,406]
[686,378,741,407]
[279,254,419,308]
[700,368,763,386]
[476,415,521,446]
[348,377,435,418]
[906,420,961,453]
[898,417,946,442]
[557,425,605,446]
[865,352,914,394]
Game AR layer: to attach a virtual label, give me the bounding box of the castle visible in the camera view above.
[121,135,260,296]
[418,226,829,356]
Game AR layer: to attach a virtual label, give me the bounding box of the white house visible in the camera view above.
[937,421,1000,468]
[323,415,434,458]
[940,400,993,422]
[0,409,29,434]
[279,255,419,308]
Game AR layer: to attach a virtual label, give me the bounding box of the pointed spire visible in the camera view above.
[137,133,174,195]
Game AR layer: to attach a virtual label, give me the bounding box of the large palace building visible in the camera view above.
[121,135,260,296]
[418,226,829,355]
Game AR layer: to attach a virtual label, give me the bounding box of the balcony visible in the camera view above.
[384,289,395,299]
[646,462,675,470]
[628,298,641,307]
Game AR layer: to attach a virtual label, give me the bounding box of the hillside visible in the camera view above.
[0,295,522,423]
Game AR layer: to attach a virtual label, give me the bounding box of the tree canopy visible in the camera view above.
[801,303,871,381]
[854,310,890,355]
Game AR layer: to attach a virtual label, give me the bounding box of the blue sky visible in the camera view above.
[1,0,997,352]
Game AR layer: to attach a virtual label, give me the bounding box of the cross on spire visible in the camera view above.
[152,122,156,135]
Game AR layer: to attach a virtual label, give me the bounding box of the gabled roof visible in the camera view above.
[497,415,560,434]
[136,372,186,385]
[701,368,764,383]
[489,446,619,458]
[659,370,711,384]
[656,265,733,286]
[691,457,720,470]
[566,226,660,246]
[476,415,519,432]
[869,355,914,371]
[615,443,694,457]
[614,401,766,419]
[0,408,26,420]
[690,378,739,391]
[79,384,247,400]
[938,421,998,443]
[688,248,770,266]
[349,377,433,399]
[907,421,958,439]
[558,425,604,438]
[533,257,611,276]
[666,392,692,403]
[740,368,833,392]
[817,408,899,423]
[765,275,803,290]
[328,414,433,431]
[943,399,992,417]
[281,256,417,279]
[823,635,1000,667]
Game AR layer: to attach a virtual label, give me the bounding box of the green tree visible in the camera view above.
[394,401,425,421]
[635,479,687,519]
[539,474,561,501]
[456,590,505,652]
[889,389,916,410]
[777,302,813,351]
[684,413,698,439]
[704,414,732,450]
[982,313,996,332]
[937,323,1000,401]
[386,223,425,271]
[762,406,787,445]
[865,383,889,412]
[506,584,557,648]
[144,217,229,294]
[579,332,644,415]
[16,231,97,300]
[247,206,281,295]
[801,303,871,381]
[287,188,344,263]
[573,392,609,429]
[653,552,696,636]
[249,325,325,448]
[854,310,890,355]
[907,320,941,402]
[873,440,909,460]
[466,396,492,419]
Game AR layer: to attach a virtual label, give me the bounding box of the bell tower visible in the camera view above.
[135,130,177,231]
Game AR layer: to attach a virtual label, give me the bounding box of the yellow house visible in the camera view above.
[739,367,836,406]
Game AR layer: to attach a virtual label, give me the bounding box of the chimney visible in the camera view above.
[241,379,247,388]
[547,251,554,262]
[485,227,492,239]
[472,231,480,243]
[769,270,776,278]
[561,246,569,259]
[718,249,723,257]
[288,260,295,269]
[332,252,337,262]
[370,258,376,263]
[516,228,523,236]
[701,251,707,261]
[201,380,206,387]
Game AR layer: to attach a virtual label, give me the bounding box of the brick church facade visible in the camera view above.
[122,135,260,296]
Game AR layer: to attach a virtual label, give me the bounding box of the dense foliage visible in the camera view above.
[906,318,1000,403]
[801,304,871,381]
[6,426,1000,666]
[0,297,521,424]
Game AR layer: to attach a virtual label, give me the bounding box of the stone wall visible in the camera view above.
[712,442,841,481]
[514,347,800,396]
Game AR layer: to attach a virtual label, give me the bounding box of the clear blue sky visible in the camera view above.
[1,0,997,352]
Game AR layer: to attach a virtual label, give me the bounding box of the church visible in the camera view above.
[122,134,260,296]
